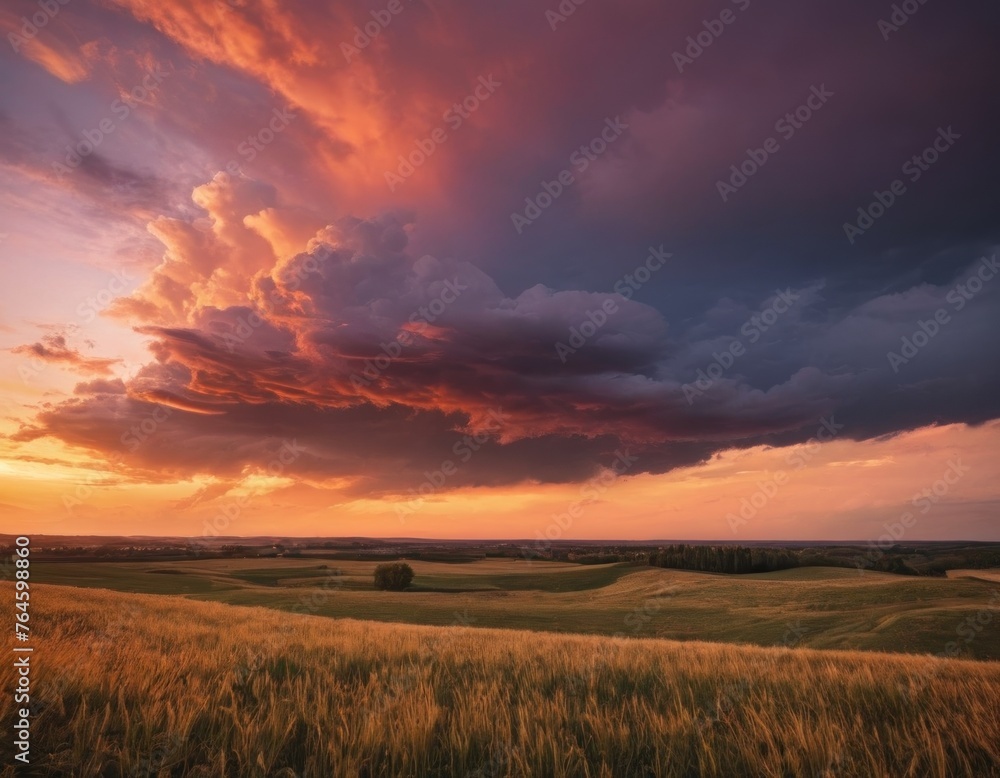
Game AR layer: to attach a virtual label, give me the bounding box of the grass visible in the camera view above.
[26,559,1000,659]
[2,583,998,777]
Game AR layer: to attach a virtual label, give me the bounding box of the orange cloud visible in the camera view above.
[10,34,89,83]
[10,335,120,376]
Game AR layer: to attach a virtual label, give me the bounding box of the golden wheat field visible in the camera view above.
[2,582,999,778]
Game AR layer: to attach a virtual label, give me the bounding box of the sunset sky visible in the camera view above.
[1,0,999,540]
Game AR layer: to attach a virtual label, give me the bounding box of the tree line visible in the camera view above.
[647,544,800,574]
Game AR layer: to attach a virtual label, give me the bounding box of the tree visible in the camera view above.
[373,562,414,591]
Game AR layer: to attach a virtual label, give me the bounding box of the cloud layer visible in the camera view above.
[15,173,1000,496]
[2,0,999,520]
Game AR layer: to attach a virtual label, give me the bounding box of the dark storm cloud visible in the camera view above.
[8,0,1000,494]
[17,209,1000,493]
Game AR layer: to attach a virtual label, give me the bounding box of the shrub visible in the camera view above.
[373,562,414,591]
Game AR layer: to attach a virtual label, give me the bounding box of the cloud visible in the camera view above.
[16,170,1000,494]
[16,36,89,83]
[11,335,121,376]
[74,378,127,394]
[172,480,236,510]
[4,0,1000,512]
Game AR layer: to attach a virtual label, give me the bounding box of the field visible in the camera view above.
[2,583,999,777]
[27,558,1000,659]
[947,569,1000,584]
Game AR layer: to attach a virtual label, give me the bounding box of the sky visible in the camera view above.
[0,0,999,541]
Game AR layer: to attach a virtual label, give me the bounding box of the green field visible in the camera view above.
[28,558,1000,659]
